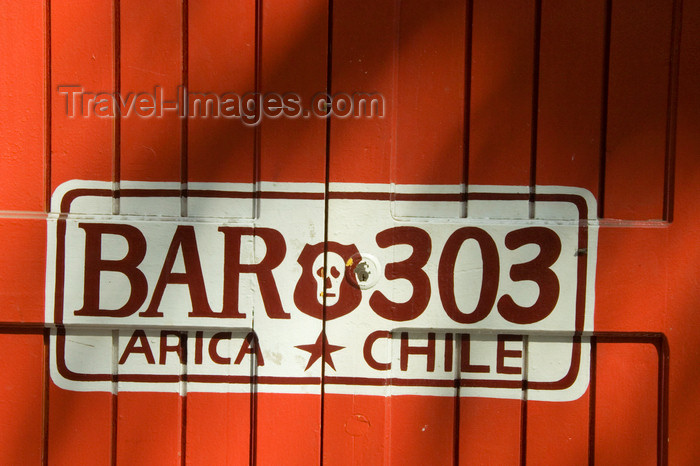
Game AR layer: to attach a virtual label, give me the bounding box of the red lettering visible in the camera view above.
[439,227,500,324]
[400,332,435,372]
[444,333,454,372]
[119,330,155,364]
[76,223,148,317]
[220,227,289,319]
[195,331,204,364]
[496,335,523,375]
[140,225,215,318]
[460,334,489,373]
[498,227,562,324]
[209,332,232,365]
[363,330,391,370]
[370,227,431,321]
[234,332,265,366]
[159,331,186,364]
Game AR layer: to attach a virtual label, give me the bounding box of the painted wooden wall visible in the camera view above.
[0,0,698,464]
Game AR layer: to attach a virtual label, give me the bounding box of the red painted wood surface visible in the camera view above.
[0,0,698,464]
[0,0,44,212]
[187,0,255,185]
[468,0,535,188]
[50,0,114,194]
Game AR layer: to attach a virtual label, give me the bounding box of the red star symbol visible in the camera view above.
[295,331,345,371]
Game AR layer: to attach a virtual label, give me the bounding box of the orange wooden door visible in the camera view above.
[0,1,698,465]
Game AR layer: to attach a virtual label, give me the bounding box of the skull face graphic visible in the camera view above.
[312,252,346,306]
[294,241,362,321]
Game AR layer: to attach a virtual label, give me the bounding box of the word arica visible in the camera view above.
[46,181,597,401]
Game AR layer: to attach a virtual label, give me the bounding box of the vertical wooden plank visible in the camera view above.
[390,396,456,465]
[116,2,184,462]
[187,0,255,185]
[459,398,522,464]
[45,3,116,462]
[259,0,328,183]
[323,0,395,461]
[50,0,114,196]
[253,394,322,465]
[594,343,658,464]
[603,0,674,220]
[119,0,182,185]
[394,0,466,186]
[0,219,46,323]
[322,395,387,466]
[48,383,112,466]
[388,0,465,460]
[526,395,590,465]
[525,3,605,462]
[0,0,45,212]
[254,0,328,463]
[596,228,667,332]
[326,0,394,185]
[535,0,606,197]
[0,0,46,316]
[184,2,255,460]
[186,393,251,465]
[468,0,535,187]
[460,1,532,460]
[114,335,184,462]
[667,0,700,463]
[117,393,183,465]
[0,333,44,464]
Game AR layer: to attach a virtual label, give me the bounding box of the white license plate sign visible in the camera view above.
[46,181,597,401]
